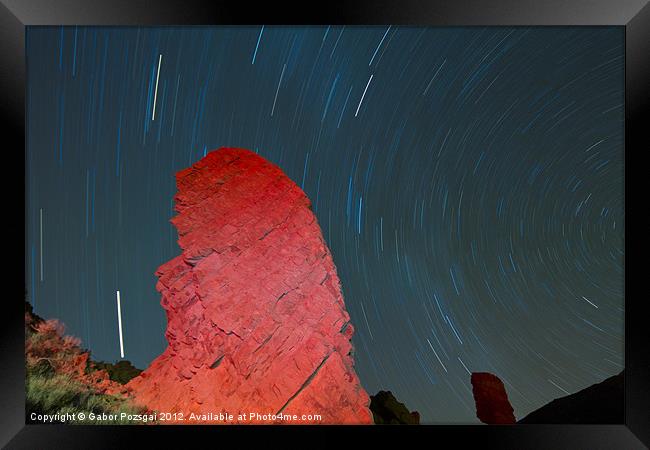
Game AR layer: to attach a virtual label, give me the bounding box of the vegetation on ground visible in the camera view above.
[25,301,151,424]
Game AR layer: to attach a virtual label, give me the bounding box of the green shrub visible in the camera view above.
[25,301,152,425]
[91,360,143,385]
[26,366,148,424]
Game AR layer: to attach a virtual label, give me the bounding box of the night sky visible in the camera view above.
[26,26,624,423]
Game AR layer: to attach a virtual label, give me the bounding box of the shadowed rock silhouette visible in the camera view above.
[470,371,624,424]
[369,390,420,424]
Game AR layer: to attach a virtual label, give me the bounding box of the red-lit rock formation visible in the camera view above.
[470,372,516,424]
[127,148,372,424]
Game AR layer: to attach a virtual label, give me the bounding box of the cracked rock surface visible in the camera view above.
[126,148,372,424]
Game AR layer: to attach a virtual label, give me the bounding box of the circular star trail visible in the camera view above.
[26,26,624,423]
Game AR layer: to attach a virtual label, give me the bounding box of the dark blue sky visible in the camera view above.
[26,26,624,423]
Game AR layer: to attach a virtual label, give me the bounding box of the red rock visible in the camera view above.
[127,148,372,424]
[470,372,516,424]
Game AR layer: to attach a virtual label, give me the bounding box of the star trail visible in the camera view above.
[25,26,624,423]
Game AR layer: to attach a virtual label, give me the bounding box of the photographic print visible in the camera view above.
[25,25,624,425]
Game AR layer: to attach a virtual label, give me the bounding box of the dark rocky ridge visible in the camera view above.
[518,371,624,424]
[369,390,420,424]
[470,371,624,424]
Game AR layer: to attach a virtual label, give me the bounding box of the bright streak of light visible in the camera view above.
[355,74,373,117]
[427,338,448,373]
[152,54,162,121]
[116,290,125,358]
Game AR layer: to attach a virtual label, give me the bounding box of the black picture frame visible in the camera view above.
[3,1,646,448]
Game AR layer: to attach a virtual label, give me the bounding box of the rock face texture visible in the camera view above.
[470,372,516,424]
[127,148,372,424]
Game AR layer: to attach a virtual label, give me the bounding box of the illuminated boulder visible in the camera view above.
[127,148,372,424]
